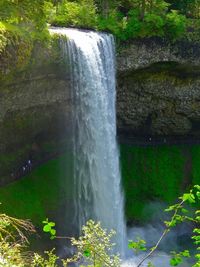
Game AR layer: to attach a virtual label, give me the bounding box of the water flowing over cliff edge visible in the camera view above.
[50,27,126,255]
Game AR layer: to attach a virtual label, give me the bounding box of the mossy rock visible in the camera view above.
[120,143,200,223]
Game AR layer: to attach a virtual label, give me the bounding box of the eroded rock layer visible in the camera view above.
[117,39,200,138]
[0,41,71,185]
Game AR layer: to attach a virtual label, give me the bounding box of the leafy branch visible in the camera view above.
[128,185,200,267]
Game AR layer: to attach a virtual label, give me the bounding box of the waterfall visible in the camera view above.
[50,28,126,255]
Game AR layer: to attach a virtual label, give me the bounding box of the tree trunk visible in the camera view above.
[102,0,109,18]
[140,0,146,20]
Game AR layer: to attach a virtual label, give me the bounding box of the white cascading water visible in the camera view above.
[50,28,126,256]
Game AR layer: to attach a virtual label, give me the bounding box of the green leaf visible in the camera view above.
[128,239,146,252]
[181,208,188,214]
[182,193,195,203]
[195,253,200,259]
[148,262,155,267]
[193,229,200,234]
[170,257,182,266]
[49,222,55,227]
[181,250,190,257]
[43,224,51,232]
[169,220,177,227]
[195,216,200,222]
[83,249,91,257]
[194,185,200,191]
[128,241,134,249]
[50,229,56,236]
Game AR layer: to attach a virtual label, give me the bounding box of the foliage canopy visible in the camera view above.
[0,0,200,48]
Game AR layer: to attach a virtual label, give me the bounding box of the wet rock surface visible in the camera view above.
[0,41,72,185]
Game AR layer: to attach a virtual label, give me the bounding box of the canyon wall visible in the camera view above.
[117,38,200,138]
[0,40,71,185]
[1,36,200,184]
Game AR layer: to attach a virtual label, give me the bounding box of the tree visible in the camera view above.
[167,0,200,18]
[95,0,122,18]
[125,0,169,21]
[64,220,120,267]
[49,0,97,28]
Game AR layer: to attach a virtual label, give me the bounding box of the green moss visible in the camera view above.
[0,137,69,185]
[120,144,200,223]
[0,23,34,83]
[1,143,199,229]
[191,146,200,185]
[121,62,200,86]
[0,152,72,225]
[0,23,61,86]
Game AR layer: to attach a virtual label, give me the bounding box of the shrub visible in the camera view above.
[51,0,97,29]
[63,220,120,267]
[97,9,125,38]
[0,213,35,266]
[141,13,165,37]
[122,9,142,40]
[164,10,187,40]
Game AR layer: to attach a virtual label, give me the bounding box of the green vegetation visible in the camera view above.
[0,152,73,253]
[49,0,98,28]
[62,220,121,266]
[0,0,49,42]
[0,212,60,266]
[46,0,200,41]
[0,0,199,76]
[0,213,120,266]
[1,144,199,226]
[1,186,199,266]
[0,0,200,50]
[0,153,72,225]
[120,144,200,222]
[128,185,200,267]
[0,0,49,77]
[1,2,200,267]
[0,213,36,266]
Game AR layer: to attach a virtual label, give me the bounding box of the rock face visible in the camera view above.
[0,40,72,185]
[117,39,200,138]
[117,38,200,72]
[1,35,200,185]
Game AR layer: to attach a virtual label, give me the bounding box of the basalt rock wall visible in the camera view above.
[0,40,72,185]
[116,38,200,138]
[1,36,200,185]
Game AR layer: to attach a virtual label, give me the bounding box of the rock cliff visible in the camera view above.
[0,40,71,185]
[117,38,200,138]
[1,36,200,185]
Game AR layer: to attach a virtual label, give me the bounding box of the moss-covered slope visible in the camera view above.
[120,143,200,223]
[1,144,199,226]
